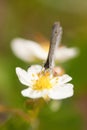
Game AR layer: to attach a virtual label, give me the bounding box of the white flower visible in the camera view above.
[16,65,74,100]
[11,38,79,63]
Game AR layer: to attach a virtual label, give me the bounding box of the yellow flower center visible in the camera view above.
[33,72,52,90]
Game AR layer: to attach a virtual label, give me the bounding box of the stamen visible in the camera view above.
[33,72,52,90]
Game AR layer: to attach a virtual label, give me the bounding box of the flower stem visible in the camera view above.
[44,22,62,69]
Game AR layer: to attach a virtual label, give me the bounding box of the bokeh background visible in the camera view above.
[0,0,87,130]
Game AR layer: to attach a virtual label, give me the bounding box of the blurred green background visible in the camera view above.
[0,0,87,130]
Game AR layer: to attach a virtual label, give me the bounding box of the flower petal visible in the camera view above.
[11,38,47,62]
[48,83,74,100]
[55,46,79,62]
[58,74,72,84]
[28,65,42,74]
[16,67,32,86]
[21,88,42,98]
